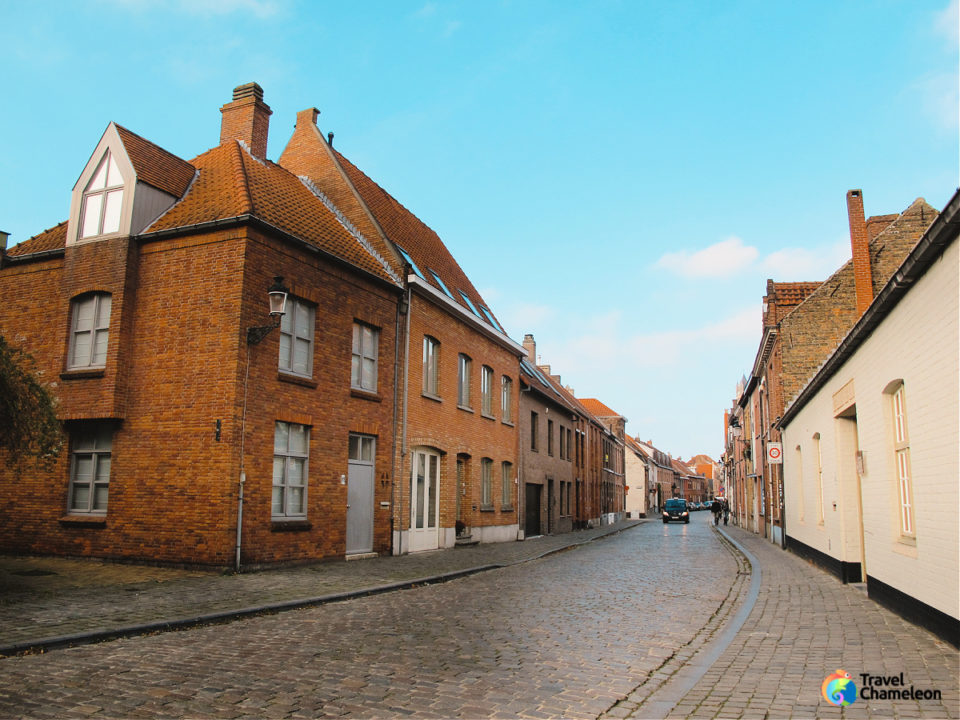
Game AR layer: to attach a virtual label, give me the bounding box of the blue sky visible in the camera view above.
[1,0,956,461]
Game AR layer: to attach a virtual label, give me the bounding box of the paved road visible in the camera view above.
[0,518,736,719]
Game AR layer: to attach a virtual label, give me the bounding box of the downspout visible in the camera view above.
[399,281,412,556]
[236,342,252,573]
[390,283,408,555]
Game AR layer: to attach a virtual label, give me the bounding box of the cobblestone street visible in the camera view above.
[0,520,737,718]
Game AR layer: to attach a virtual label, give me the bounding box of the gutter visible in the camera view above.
[779,188,960,429]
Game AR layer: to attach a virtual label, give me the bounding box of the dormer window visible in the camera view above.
[80,151,124,239]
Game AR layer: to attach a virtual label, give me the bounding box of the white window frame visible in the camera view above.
[351,322,379,392]
[423,336,439,397]
[273,421,310,519]
[458,353,472,409]
[68,293,112,369]
[891,385,915,538]
[814,432,824,524]
[79,151,124,239]
[278,298,315,378]
[68,425,113,515]
[501,461,513,507]
[481,365,493,416]
[501,376,512,423]
[481,457,493,508]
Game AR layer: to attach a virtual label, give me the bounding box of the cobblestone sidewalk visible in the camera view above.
[0,520,643,656]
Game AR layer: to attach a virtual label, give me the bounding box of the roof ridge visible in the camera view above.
[232,142,255,215]
[298,175,402,286]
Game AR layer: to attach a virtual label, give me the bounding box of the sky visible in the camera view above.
[1,0,957,461]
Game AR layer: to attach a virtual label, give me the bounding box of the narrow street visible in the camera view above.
[0,519,736,719]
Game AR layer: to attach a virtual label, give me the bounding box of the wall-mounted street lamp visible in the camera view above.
[247,276,289,345]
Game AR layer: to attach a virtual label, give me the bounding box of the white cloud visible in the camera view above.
[935,0,959,48]
[761,240,849,279]
[100,0,281,18]
[655,236,758,278]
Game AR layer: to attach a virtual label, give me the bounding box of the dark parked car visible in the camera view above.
[662,498,690,523]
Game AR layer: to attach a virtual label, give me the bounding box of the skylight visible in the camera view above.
[396,245,424,279]
[458,290,481,317]
[429,269,454,298]
[480,306,504,332]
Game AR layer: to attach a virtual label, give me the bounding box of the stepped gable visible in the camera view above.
[332,148,503,326]
[146,141,399,285]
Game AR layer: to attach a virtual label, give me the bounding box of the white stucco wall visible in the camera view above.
[625,450,648,517]
[783,239,958,619]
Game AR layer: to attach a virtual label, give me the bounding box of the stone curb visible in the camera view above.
[0,521,641,658]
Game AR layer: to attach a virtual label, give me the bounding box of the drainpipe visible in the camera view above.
[398,283,412,556]
[236,344,253,573]
[390,284,408,556]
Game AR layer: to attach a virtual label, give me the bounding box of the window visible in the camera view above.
[68,424,113,514]
[428,269,453,298]
[479,306,504,332]
[567,429,573,462]
[69,293,111,369]
[481,458,493,508]
[279,299,315,377]
[458,354,472,408]
[396,245,424,279]
[423,336,440,396]
[273,421,309,518]
[559,425,565,459]
[458,290,481,317]
[530,411,539,451]
[547,419,554,456]
[351,323,379,392]
[795,445,804,522]
[891,384,915,537]
[501,461,513,507]
[501,376,512,423]
[80,151,124,239]
[481,365,493,416]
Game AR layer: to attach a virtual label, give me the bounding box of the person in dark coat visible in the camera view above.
[710,498,722,525]
[722,499,730,525]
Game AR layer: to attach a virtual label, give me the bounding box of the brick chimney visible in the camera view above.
[220,82,272,159]
[846,189,874,316]
[522,333,536,363]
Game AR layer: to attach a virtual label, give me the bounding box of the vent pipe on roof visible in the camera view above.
[327,132,334,147]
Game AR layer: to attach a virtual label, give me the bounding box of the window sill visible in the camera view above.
[59,515,106,527]
[897,535,917,547]
[457,405,474,414]
[502,420,515,428]
[278,372,317,388]
[350,388,382,402]
[60,368,106,380]
[421,391,442,403]
[479,505,495,513]
[500,505,514,513]
[481,412,496,421]
[271,520,312,532]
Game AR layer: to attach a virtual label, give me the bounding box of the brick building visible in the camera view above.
[726,190,937,543]
[780,189,958,646]
[0,84,405,568]
[578,398,626,523]
[278,102,525,553]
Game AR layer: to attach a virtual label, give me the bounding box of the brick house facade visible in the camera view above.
[0,84,405,568]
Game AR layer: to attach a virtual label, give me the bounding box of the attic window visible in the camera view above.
[396,245,424,279]
[428,269,453,298]
[80,151,124,238]
[458,290,480,317]
[480,306,504,332]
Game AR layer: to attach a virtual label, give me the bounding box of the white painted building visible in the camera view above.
[780,189,959,645]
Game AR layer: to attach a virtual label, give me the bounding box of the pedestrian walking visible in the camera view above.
[722,499,729,526]
[710,498,722,525]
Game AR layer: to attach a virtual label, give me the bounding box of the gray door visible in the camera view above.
[347,434,375,555]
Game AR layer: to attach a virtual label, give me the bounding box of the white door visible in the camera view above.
[409,449,440,552]
[347,435,375,555]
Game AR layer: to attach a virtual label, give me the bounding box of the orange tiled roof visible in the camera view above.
[579,398,621,418]
[332,148,502,327]
[769,281,820,308]
[146,142,400,285]
[6,222,67,257]
[115,125,196,198]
